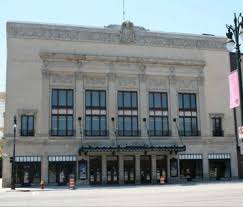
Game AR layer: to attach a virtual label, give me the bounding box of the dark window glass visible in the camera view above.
[149,93,153,108]
[21,115,34,136]
[118,92,123,108]
[86,90,106,108]
[131,92,137,108]
[118,91,138,108]
[92,91,99,107]
[51,115,73,136]
[149,92,169,136]
[100,91,106,107]
[59,90,66,107]
[86,91,91,107]
[52,89,73,108]
[85,90,107,136]
[124,92,131,108]
[179,94,183,109]
[67,91,73,107]
[52,90,58,107]
[183,94,190,109]
[149,92,167,109]
[191,95,196,110]
[212,117,223,136]
[154,93,162,108]
[179,93,197,111]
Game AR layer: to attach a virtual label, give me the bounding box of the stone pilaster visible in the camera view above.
[139,72,148,139]
[39,61,50,137]
[119,155,124,184]
[197,75,208,137]
[202,153,209,180]
[151,155,157,184]
[41,154,48,182]
[75,71,84,140]
[168,67,178,137]
[108,71,117,139]
[101,155,107,184]
[135,155,141,184]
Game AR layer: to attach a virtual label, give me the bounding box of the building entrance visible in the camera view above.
[156,155,167,183]
[107,156,119,184]
[124,156,135,184]
[89,156,102,185]
[140,155,151,184]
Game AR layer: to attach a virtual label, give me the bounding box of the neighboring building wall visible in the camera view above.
[2,22,238,187]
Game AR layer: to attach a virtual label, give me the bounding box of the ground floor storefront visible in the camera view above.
[6,152,236,187]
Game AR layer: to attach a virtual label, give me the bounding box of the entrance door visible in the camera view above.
[107,156,119,184]
[140,155,151,184]
[124,156,135,184]
[156,155,167,183]
[89,156,102,185]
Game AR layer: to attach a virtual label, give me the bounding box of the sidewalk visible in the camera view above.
[1,179,243,193]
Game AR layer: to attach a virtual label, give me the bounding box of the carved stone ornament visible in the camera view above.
[120,21,136,44]
[85,76,106,86]
[147,78,168,90]
[51,73,74,85]
[118,77,138,88]
[177,79,197,90]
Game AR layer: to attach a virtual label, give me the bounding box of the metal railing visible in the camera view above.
[178,130,201,137]
[117,130,141,137]
[213,130,224,137]
[49,129,75,136]
[20,130,35,136]
[84,130,109,136]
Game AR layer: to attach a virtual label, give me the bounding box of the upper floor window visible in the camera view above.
[118,91,137,109]
[21,115,34,136]
[85,90,107,136]
[178,93,199,136]
[149,92,169,136]
[52,89,73,108]
[51,89,74,136]
[212,117,223,137]
[118,91,138,136]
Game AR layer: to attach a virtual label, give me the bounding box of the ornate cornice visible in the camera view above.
[39,52,206,68]
[7,22,226,50]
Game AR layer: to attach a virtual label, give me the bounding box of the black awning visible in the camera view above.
[79,144,186,154]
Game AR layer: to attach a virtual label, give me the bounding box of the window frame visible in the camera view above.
[178,93,199,136]
[51,89,74,136]
[118,91,139,136]
[85,90,107,136]
[20,115,34,136]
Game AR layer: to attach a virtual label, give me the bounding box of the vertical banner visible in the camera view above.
[228,70,240,108]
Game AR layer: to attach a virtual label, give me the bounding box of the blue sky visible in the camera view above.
[1,0,243,92]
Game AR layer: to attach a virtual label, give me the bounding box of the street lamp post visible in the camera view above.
[226,13,243,125]
[11,115,17,190]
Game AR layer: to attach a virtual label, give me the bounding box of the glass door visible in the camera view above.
[156,155,167,183]
[124,156,135,184]
[89,156,102,185]
[140,155,151,184]
[107,156,119,184]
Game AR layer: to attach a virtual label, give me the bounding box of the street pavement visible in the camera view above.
[0,181,243,207]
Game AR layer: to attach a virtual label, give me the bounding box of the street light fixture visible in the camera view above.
[11,115,17,190]
[226,13,243,125]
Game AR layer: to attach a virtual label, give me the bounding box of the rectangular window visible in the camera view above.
[212,117,223,136]
[178,93,199,136]
[85,90,107,136]
[21,115,34,136]
[118,91,139,136]
[51,89,74,136]
[149,92,169,136]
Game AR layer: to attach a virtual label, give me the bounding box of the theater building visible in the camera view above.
[2,21,238,187]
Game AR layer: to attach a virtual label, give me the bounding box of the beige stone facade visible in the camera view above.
[2,21,238,187]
